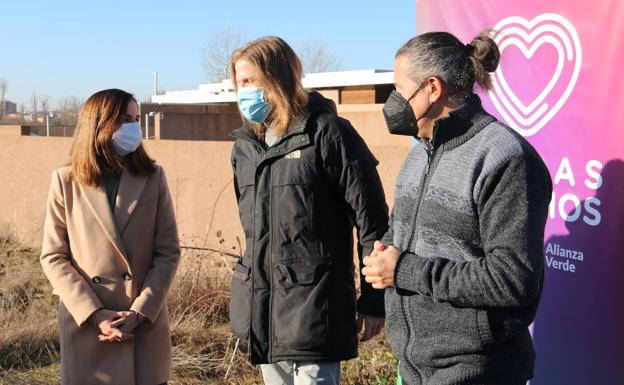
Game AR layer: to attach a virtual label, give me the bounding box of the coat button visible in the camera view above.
[301,137,306,142]
[92,276,101,284]
[123,273,132,281]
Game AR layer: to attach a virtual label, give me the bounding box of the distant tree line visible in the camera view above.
[201,28,342,83]
[0,78,83,126]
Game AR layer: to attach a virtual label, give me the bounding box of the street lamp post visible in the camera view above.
[46,112,55,136]
[153,72,158,96]
[145,113,149,140]
[145,111,159,140]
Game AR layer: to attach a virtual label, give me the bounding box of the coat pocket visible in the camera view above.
[272,160,319,265]
[273,263,330,349]
[229,261,252,339]
[408,295,493,365]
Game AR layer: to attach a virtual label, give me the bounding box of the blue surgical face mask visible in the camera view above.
[111,122,142,156]
[237,87,271,123]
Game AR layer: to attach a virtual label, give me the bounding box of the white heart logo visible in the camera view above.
[488,13,582,137]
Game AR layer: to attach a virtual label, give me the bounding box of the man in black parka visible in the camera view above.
[228,36,389,384]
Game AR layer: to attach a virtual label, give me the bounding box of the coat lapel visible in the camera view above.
[114,170,148,235]
[81,182,130,269]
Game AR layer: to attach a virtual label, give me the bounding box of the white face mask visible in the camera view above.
[111,122,142,156]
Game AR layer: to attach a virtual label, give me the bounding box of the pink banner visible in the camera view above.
[416,1,624,384]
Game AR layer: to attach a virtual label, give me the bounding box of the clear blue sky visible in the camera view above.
[0,0,416,108]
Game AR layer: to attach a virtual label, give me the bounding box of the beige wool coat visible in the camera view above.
[40,164,180,385]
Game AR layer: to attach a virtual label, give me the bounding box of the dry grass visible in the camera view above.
[0,235,397,384]
[167,248,261,384]
[0,235,59,375]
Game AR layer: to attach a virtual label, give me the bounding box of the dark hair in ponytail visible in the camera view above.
[466,31,500,89]
[396,30,500,104]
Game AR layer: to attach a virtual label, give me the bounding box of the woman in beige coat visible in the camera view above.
[40,89,180,385]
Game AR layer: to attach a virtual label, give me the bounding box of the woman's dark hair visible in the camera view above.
[396,30,500,104]
[70,88,155,187]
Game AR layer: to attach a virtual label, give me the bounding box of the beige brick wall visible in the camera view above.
[0,108,410,250]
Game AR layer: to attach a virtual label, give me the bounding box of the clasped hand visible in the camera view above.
[362,241,401,289]
[89,309,144,343]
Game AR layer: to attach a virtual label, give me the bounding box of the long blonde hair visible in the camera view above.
[69,89,155,187]
[230,36,309,136]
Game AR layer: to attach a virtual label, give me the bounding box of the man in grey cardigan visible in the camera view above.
[362,31,552,385]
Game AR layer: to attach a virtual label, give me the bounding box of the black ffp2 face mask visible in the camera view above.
[382,88,431,136]
[383,90,417,136]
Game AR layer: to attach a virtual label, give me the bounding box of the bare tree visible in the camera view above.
[201,31,343,82]
[201,27,246,83]
[57,96,83,126]
[40,96,50,118]
[19,103,25,122]
[0,78,8,120]
[297,39,342,74]
[31,91,38,122]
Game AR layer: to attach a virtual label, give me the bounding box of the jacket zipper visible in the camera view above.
[265,137,311,362]
[400,135,439,383]
[268,160,275,361]
[423,138,433,175]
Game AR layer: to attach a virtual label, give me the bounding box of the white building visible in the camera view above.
[150,69,394,105]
